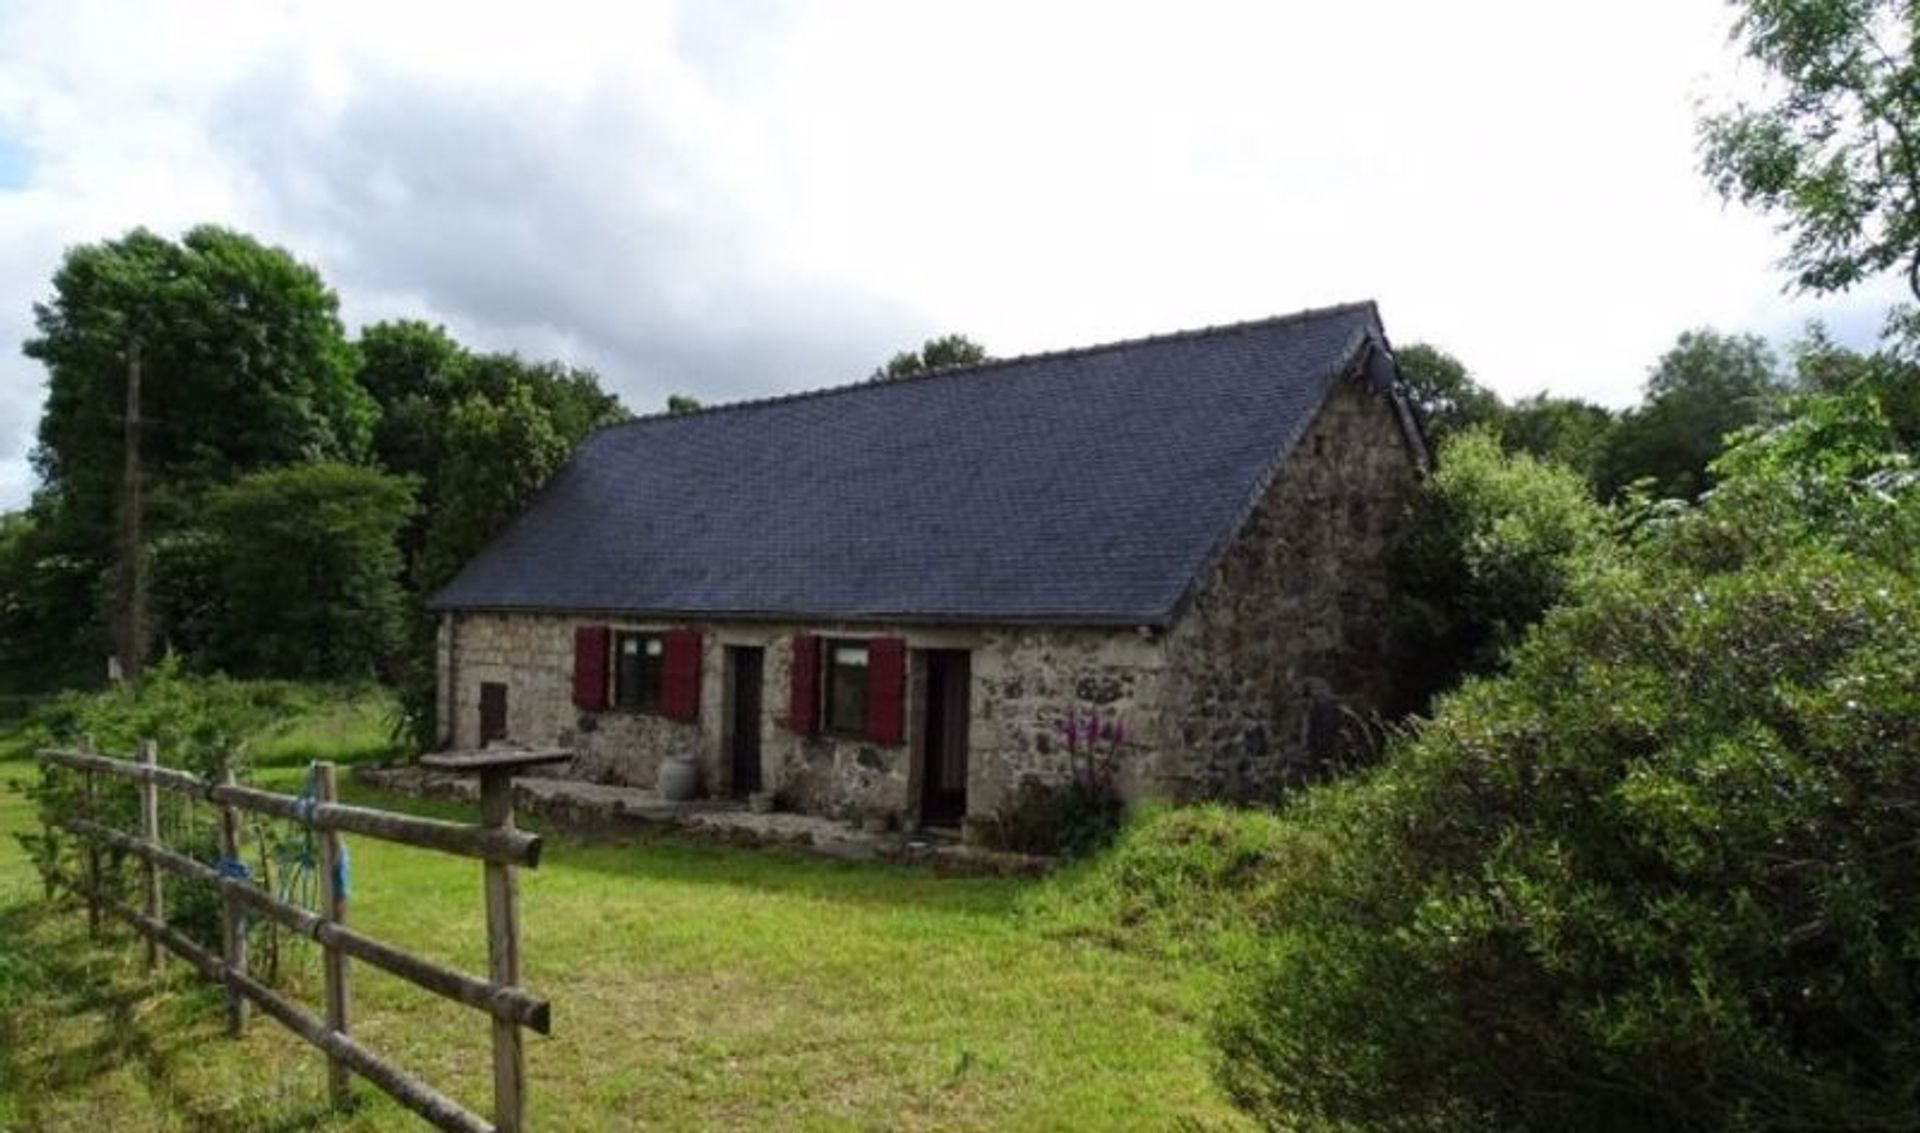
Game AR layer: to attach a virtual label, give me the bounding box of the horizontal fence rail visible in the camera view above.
[43,748,543,866]
[36,742,559,1133]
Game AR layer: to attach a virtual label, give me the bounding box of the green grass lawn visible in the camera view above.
[0,694,1246,1131]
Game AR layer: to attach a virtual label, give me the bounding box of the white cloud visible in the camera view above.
[0,0,1906,509]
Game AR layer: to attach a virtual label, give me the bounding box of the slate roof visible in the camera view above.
[431,301,1417,627]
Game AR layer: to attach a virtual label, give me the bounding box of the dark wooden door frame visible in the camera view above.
[727,647,764,798]
[479,681,509,745]
[918,650,971,826]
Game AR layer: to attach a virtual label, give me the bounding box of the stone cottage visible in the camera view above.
[430,301,1428,825]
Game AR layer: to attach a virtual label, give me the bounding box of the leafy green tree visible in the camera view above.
[357,319,470,485]
[1390,429,1614,712]
[26,226,372,541]
[460,353,626,446]
[1497,393,1615,483]
[418,384,571,594]
[1701,0,1920,300]
[666,394,703,414]
[1596,329,1789,500]
[1802,315,1920,449]
[0,510,101,690]
[201,464,416,679]
[872,333,990,380]
[1393,343,1504,443]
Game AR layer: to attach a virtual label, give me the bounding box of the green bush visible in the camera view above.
[201,462,416,680]
[1392,429,1614,710]
[1215,548,1920,1132]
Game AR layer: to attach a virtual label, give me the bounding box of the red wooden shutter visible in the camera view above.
[789,633,820,735]
[662,628,703,722]
[866,637,907,745]
[572,624,610,710]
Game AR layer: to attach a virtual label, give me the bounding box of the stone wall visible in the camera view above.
[441,612,1169,823]
[1155,376,1420,799]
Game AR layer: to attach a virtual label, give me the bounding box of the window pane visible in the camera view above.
[616,633,662,712]
[826,641,868,732]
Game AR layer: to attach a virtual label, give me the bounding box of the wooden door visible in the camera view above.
[921,651,971,825]
[479,682,508,745]
[729,647,764,797]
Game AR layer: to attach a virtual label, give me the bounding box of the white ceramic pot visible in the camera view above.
[658,756,700,802]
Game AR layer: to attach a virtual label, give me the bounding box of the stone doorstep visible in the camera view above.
[350,764,1054,877]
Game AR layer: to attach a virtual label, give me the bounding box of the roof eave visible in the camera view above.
[427,600,1174,632]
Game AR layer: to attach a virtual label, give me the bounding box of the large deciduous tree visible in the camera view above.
[1701,0,1920,300]
[1497,393,1616,484]
[27,226,372,539]
[417,383,572,594]
[1393,343,1504,443]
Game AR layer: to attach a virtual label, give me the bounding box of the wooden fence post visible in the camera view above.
[81,734,101,939]
[481,768,524,1133]
[315,761,353,1108]
[217,763,248,1037]
[138,739,162,974]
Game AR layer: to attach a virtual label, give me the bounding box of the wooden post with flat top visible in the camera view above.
[315,761,352,1107]
[420,747,571,1133]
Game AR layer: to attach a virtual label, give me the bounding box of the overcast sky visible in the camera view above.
[0,0,1907,510]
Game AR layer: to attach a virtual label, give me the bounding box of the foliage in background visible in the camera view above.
[1390,429,1614,712]
[871,332,990,380]
[1596,328,1790,501]
[200,464,417,680]
[1805,313,1920,448]
[1393,342,1504,443]
[1701,0,1920,301]
[1215,391,1920,1132]
[1496,391,1616,483]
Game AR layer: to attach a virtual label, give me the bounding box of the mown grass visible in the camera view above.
[0,691,1250,1131]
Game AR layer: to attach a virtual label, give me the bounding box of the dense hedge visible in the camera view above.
[1215,548,1920,1131]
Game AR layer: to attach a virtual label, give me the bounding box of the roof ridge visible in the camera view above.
[608,299,1381,430]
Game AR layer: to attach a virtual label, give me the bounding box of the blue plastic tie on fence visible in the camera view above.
[333,839,350,901]
[213,857,250,881]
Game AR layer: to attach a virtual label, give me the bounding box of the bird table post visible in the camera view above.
[418,746,571,1133]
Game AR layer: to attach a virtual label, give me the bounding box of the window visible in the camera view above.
[614,632,664,713]
[823,640,869,734]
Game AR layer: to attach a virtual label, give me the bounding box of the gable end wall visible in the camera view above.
[1154,377,1418,799]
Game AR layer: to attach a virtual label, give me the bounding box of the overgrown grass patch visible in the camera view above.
[1023,804,1316,973]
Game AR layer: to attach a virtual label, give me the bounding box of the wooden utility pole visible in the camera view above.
[119,336,147,684]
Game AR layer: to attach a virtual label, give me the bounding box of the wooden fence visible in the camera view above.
[36,741,567,1133]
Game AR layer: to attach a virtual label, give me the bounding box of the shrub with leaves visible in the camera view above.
[1391,428,1614,711]
[980,707,1129,857]
[15,660,313,949]
[1216,392,1920,1131]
